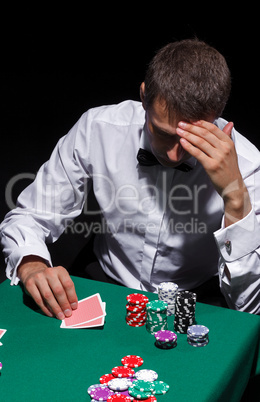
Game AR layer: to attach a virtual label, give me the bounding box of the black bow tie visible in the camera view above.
[137,148,193,172]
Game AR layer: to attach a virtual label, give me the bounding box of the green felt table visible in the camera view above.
[0,276,259,402]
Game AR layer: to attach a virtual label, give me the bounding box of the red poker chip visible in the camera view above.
[126,317,147,324]
[121,355,144,368]
[126,311,147,317]
[132,397,157,402]
[111,366,135,378]
[126,293,149,305]
[126,304,146,313]
[108,394,131,401]
[126,320,146,327]
[99,373,115,384]
[126,318,147,323]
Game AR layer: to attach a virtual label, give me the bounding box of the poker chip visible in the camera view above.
[146,300,167,312]
[126,311,147,317]
[126,304,146,313]
[107,395,131,402]
[127,293,149,305]
[100,373,116,384]
[88,383,104,394]
[126,320,146,327]
[187,325,209,337]
[187,338,209,347]
[128,386,152,400]
[174,290,197,334]
[126,314,147,322]
[87,355,167,402]
[187,324,209,347]
[146,300,168,334]
[132,397,157,402]
[152,380,170,395]
[158,281,179,315]
[126,293,149,327]
[89,385,114,400]
[121,355,144,368]
[132,380,155,392]
[135,369,158,382]
[154,330,177,349]
[108,378,132,391]
[112,366,135,378]
[0,362,2,370]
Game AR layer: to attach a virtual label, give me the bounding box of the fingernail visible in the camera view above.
[178,121,187,128]
[71,302,78,310]
[64,309,72,317]
[176,127,185,134]
[57,312,65,320]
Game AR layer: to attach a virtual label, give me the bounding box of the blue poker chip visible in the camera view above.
[187,338,209,347]
[187,325,209,337]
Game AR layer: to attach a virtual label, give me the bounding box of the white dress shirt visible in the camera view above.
[1,100,260,314]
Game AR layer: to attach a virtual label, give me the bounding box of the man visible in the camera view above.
[1,39,260,319]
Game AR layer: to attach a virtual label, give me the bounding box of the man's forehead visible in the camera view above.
[148,99,180,131]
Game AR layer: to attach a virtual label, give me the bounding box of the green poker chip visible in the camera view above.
[152,380,170,395]
[132,379,155,392]
[146,300,168,312]
[128,386,152,399]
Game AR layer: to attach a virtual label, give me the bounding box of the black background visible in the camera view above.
[1,11,259,267]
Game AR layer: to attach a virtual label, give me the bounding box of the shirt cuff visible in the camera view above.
[214,209,260,262]
[7,246,52,286]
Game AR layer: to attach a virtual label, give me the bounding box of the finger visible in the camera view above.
[45,271,74,319]
[179,137,209,165]
[38,276,68,320]
[25,280,55,318]
[222,121,234,137]
[177,128,218,158]
[58,269,78,310]
[187,120,232,142]
[177,122,220,149]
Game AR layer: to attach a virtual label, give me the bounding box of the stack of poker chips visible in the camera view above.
[174,290,197,334]
[125,293,149,327]
[158,281,179,315]
[187,325,209,347]
[146,300,168,334]
[154,329,177,349]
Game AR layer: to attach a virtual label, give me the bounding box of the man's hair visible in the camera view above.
[144,39,231,121]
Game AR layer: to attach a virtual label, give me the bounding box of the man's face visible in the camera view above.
[145,99,191,168]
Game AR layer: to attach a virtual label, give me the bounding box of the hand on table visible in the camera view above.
[17,256,78,319]
[176,120,252,227]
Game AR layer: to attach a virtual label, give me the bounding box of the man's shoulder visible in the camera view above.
[86,100,145,126]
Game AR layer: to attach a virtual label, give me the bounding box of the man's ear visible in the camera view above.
[140,82,146,110]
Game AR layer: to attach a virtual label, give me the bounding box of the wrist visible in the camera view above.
[224,189,252,227]
[17,255,47,280]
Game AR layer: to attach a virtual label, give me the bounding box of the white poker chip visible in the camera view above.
[135,369,158,382]
[108,377,132,391]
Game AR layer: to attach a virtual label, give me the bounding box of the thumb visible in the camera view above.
[223,121,234,137]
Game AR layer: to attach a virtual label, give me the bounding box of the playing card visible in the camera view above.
[60,294,106,329]
[60,303,106,328]
[0,329,7,345]
[0,329,7,339]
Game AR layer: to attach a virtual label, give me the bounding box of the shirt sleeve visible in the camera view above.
[0,112,92,285]
[214,207,260,314]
